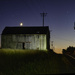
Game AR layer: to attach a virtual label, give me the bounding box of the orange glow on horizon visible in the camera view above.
[53,48,63,54]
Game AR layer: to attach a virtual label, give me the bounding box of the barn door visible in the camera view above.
[23,43,25,49]
[25,42,30,49]
[36,35,40,50]
[17,42,25,49]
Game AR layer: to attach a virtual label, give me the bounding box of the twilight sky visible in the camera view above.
[0,0,75,53]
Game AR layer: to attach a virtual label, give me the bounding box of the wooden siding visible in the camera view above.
[1,34,47,50]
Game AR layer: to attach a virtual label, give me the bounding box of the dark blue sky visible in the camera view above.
[0,0,75,53]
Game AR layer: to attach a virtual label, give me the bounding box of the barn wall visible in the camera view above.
[1,34,47,50]
[1,35,13,48]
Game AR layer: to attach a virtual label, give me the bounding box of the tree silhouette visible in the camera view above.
[67,46,75,54]
[62,46,75,54]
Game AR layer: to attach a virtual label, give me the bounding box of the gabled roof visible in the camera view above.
[2,26,50,35]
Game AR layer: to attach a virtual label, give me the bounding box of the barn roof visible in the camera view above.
[2,26,50,35]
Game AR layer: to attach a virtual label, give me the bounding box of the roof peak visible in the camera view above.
[2,26,50,35]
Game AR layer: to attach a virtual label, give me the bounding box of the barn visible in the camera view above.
[1,26,50,50]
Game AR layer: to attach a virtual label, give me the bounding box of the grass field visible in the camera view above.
[0,49,75,75]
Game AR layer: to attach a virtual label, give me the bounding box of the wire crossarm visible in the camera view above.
[40,12,47,27]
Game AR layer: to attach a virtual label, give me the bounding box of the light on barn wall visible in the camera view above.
[20,23,23,26]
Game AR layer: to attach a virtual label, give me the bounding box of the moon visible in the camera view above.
[20,23,23,26]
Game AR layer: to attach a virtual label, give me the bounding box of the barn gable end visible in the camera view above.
[1,26,50,50]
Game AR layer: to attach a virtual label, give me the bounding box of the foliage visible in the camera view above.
[62,46,75,54]
[67,46,75,53]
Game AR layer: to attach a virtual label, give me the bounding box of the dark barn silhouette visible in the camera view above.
[1,26,50,50]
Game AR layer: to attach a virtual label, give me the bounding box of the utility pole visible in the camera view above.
[40,12,47,27]
[51,41,55,50]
